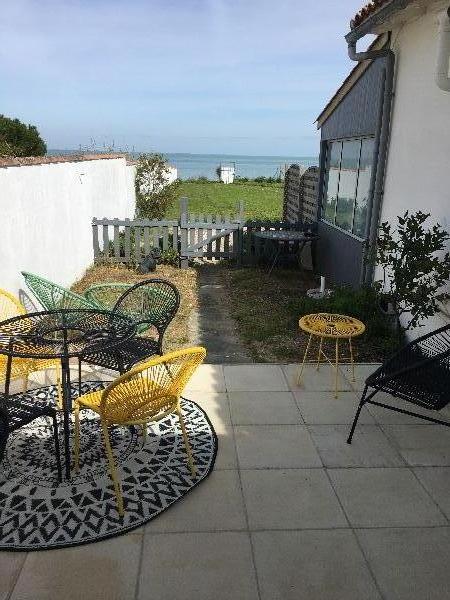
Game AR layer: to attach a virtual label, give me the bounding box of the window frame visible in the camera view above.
[321,135,375,240]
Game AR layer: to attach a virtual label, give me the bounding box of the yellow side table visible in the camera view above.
[297,313,365,398]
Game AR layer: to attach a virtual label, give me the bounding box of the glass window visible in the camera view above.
[321,136,374,238]
[335,140,361,232]
[353,138,374,238]
[322,141,342,223]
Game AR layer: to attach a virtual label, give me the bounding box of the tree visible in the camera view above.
[0,115,47,157]
[135,153,179,220]
[375,211,450,331]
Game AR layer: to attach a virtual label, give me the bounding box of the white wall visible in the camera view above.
[0,156,135,297]
[380,6,450,333]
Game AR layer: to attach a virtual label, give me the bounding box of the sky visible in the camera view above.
[0,0,371,156]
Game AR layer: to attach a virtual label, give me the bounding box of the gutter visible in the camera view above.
[436,7,450,91]
[345,0,411,44]
[347,38,395,284]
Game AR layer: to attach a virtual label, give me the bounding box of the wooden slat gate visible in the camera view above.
[179,197,244,268]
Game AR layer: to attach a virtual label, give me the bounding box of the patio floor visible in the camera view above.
[2,362,450,599]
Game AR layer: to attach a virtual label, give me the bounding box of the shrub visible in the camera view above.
[185,176,210,183]
[287,285,403,358]
[0,114,46,157]
[135,153,180,220]
[158,248,179,267]
[373,211,450,331]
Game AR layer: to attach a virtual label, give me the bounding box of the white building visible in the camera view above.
[315,0,450,332]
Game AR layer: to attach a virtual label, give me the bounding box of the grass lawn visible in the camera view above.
[72,263,198,353]
[220,266,403,363]
[72,261,401,365]
[167,180,283,220]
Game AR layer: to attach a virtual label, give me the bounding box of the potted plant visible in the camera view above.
[373,211,450,333]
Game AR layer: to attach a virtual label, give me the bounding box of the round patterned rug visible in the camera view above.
[0,381,217,551]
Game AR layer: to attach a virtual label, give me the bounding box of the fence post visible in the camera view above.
[235,200,244,266]
[92,218,100,261]
[179,197,189,269]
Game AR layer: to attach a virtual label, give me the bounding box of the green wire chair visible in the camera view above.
[84,282,165,334]
[84,283,131,311]
[21,271,101,311]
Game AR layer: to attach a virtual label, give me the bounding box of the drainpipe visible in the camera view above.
[347,39,395,284]
[436,7,450,91]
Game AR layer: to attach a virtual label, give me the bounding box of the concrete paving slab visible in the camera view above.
[224,364,289,392]
[0,552,26,600]
[366,392,449,424]
[356,527,450,600]
[282,364,353,393]
[180,391,237,469]
[184,364,226,392]
[381,424,450,466]
[11,534,142,600]
[253,529,381,600]
[144,470,247,532]
[341,363,381,391]
[413,467,450,519]
[294,390,375,425]
[184,391,231,428]
[241,469,347,530]
[309,425,404,468]
[138,532,259,600]
[229,391,302,425]
[234,425,322,469]
[329,468,447,527]
[211,422,238,470]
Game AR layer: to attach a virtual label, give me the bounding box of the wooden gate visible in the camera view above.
[179,198,244,267]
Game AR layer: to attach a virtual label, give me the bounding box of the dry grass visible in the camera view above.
[221,266,398,363]
[221,266,314,362]
[72,263,198,353]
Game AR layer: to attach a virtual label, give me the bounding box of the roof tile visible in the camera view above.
[351,0,392,29]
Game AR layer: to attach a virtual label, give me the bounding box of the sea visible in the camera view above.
[163,153,318,180]
[48,150,318,180]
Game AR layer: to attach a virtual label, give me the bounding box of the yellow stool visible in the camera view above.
[297,313,365,398]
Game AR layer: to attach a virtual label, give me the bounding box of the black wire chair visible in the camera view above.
[347,323,450,443]
[81,279,180,374]
[0,394,62,481]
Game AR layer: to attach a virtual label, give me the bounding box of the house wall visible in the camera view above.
[318,57,386,287]
[0,156,135,298]
[380,9,450,332]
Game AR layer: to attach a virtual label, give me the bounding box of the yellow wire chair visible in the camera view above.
[74,346,207,516]
[0,288,62,399]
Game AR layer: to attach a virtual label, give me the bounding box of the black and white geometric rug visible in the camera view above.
[0,381,217,551]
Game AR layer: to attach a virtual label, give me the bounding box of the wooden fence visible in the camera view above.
[283,165,319,224]
[93,197,316,268]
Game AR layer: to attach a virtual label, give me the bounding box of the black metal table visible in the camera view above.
[252,230,319,274]
[0,309,135,479]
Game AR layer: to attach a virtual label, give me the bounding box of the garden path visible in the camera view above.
[190,264,253,364]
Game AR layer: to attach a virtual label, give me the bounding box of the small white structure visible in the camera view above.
[165,165,178,185]
[218,164,235,184]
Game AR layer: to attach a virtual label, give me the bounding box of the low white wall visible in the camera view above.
[0,156,135,298]
[379,6,450,334]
